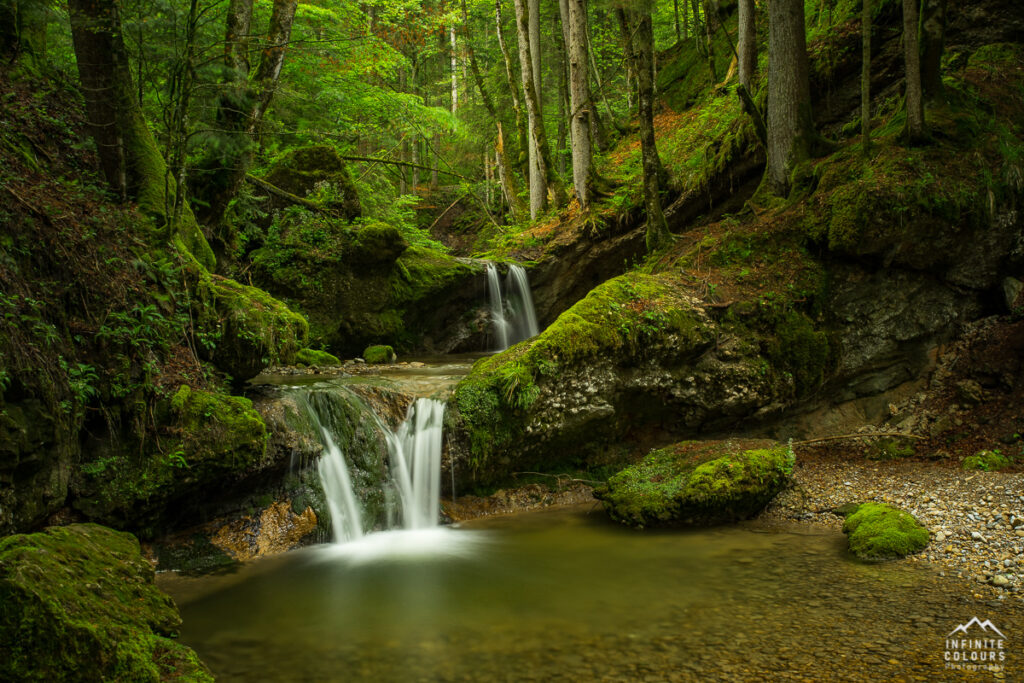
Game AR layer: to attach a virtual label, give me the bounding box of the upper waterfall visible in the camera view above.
[486,262,539,351]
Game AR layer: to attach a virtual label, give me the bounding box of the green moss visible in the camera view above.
[867,438,916,461]
[363,345,395,364]
[768,310,830,394]
[350,222,408,266]
[263,145,361,221]
[842,502,930,560]
[593,440,794,528]
[961,450,1011,471]
[74,386,269,532]
[0,524,213,681]
[191,265,309,380]
[295,348,340,366]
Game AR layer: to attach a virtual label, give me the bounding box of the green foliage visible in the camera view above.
[295,348,340,366]
[867,438,916,461]
[594,440,794,528]
[961,449,1011,472]
[842,502,930,560]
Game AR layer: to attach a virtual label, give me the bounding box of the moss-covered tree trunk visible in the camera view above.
[1,0,47,67]
[565,0,594,209]
[67,0,214,269]
[901,0,927,143]
[738,0,756,94]
[765,0,816,197]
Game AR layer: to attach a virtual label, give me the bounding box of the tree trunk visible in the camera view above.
[529,0,541,116]
[620,4,669,250]
[1,0,48,66]
[67,0,214,268]
[738,0,755,94]
[861,0,871,154]
[555,10,568,178]
[495,0,529,172]
[920,0,947,102]
[513,0,562,218]
[703,0,717,83]
[194,0,298,233]
[902,0,926,143]
[566,0,594,209]
[450,25,459,113]
[766,0,816,197]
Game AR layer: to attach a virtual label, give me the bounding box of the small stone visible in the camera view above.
[972,531,986,542]
[992,575,1010,587]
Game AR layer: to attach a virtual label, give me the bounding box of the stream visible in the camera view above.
[161,356,1022,681]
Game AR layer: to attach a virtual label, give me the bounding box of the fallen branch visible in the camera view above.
[426,194,468,234]
[244,174,335,215]
[338,154,473,182]
[793,432,928,446]
[513,471,604,486]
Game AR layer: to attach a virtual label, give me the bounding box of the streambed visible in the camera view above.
[160,505,1021,681]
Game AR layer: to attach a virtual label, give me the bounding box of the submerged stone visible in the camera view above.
[0,523,212,681]
[841,502,930,560]
[594,439,794,528]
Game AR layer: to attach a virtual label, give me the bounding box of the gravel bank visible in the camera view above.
[763,447,1024,601]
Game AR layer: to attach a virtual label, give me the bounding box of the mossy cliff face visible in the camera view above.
[0,523,212,682]
[594,440,794,528]
[72,386,270,533]
[446,273,813,486]
[842,502,930,560]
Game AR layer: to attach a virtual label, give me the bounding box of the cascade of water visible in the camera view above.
[385,399,445,530]
[486,262,539,351]
[486,263,509,350]
[301,388,446,543]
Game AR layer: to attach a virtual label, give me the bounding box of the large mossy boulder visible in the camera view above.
[72,386,270,532]
[264,145,361,221]
[0,523,212,682]
[841,502,930,560]
[594,440,794,527]
[446,272,817,486]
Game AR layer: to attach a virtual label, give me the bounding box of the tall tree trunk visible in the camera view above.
[902,0,926,143]
[566,0,594,209]
[737,0,755,94]
[495,0,529,173]
[1,0,48,66]
[513,0,562,218]
[766,0,816,197]
[467,0,527,218]
[555,11,569,178]
[619,4,669,250]
[67,0,214,268]
[920,0,947,102]
[703,0,717,83]
[861,0,871,155]
[450,25,459,113]
[195,0,298,235]
[529,0,541,115]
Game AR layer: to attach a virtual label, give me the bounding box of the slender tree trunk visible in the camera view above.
[566,0,594,209]
[556,12,569,178]
[450,25,459,113]
[496,0,529,172]
[902,0,926,143]
[513,0,562,217]
[703,0,717,83]
[674,0,681,42]
[67,0,214,268]
[861,0,871,155]
[920,0,947,101]
[528,0,541,115]
[738,0,755,94]
[620,4,669,250]
[1,0,48,66]
[766,0,816,197]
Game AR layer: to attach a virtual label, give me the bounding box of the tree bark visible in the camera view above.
[193,0,298,231]
[67,0,214,268]
[902,0,926,143]
[495,0,529,172]
[737,0,755,94]
[703,0,717,83]
[920,0,947,102]
[766,0,816,197]
[861,0,871,154]
[619,3,669,250]
[450,25,459,113]
[513,0,563,217]
[566,0,594,209]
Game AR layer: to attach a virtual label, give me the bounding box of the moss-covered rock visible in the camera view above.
[0,523,212,681]
[191,267,309,381]
[961,449,1011,471]
[446,272,799,486]
[295,348,340,366]
[363,344,395,364]
[593,440,794,527]
[73,386,270,532]
[350,222,408,267]
[841,502,930,560]
[263,145,361,221]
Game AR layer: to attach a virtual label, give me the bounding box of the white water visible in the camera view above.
[486,262,539,350]
[308,394,447,544]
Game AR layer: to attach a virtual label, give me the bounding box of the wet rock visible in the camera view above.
[955,379,985,405]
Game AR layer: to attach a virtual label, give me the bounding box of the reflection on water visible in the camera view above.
[162,506,1021,681]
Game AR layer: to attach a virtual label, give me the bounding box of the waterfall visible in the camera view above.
[486,262,539,351]
[301,389,446,544]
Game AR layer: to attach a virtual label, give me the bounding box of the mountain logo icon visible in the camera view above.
[948,617,1006,639]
